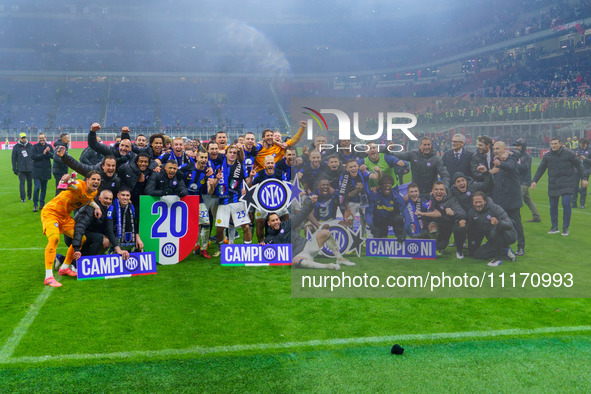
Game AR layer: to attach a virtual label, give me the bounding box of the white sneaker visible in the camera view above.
[327,263,341,270]
[337,258,355,266]
[456,251,464,260]
[487,259,503,267]
[506,248,516,262]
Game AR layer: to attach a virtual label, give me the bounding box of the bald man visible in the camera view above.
[490,141,525,255]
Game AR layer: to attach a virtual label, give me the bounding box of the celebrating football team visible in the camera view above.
[11,119,589,286]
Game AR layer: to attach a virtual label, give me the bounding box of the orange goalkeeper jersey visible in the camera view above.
[42,180,97,218]
[254,126,305,171]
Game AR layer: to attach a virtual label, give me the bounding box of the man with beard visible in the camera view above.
[254,121,306,172]
[276,146,297,182]
[449,171,493,215]
[117,153,152,208]
[468,192,518,267]
[402,183,430,239]
[321,155,346,191]
[145,160,188,197]
[532,137,587,236]
[56,146,121,195]
[299,150,326,193]
[391,137,449,198]
[215,131,228,154]
[470,135,494,194]
[490,141,525,256]
[181,148,214,258]
[12,132,34,203]
[238,131,259,175]
[31,132,54,211]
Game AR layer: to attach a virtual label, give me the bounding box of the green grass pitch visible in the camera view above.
[0,148,590,391]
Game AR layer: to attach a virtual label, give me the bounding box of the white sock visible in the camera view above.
[45,269,53,279]
[60,263,70,270]
[326,235,343,259]
[229,226,238,240]
[200,226,209,248]
[298,259,330,269]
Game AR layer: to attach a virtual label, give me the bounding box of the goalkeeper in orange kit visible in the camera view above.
[40,170,102,287]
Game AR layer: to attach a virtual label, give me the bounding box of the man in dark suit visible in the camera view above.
[442,134,473,181]
[470,135,494,194]
[491,141,525,256]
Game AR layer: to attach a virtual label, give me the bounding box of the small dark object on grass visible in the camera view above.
[391,344,404,355]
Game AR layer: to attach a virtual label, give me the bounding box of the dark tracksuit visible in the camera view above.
[31,142,54,208]
[61,153,122,195]
[52,139,69,195]
[71,203,114,256]
[491,154,525,250]
[468,198,517,260]
[145,172,188,197]
[428,194,467,254]
[12,140,34,201]
[532,146,585,230]
[368,188,406,240]
[573,145,591,207]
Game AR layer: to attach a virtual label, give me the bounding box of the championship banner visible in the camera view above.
[77,251,157,280]
[308,224,365,258]
[221,244,292,266]
[139,195,200,265]
[241,177,303,213]
[365,238,436,259]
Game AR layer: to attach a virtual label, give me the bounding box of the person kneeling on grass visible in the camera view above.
[70,189,116,259]
[40,171,102,287]
[367,174,406,243]
[263,195,352,270]
[468,191,518,267]
[106,187,144,255]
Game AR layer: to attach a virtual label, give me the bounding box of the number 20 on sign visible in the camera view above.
[139,195,200,265]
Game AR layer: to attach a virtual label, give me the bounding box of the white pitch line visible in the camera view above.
[0,286,54,362]
[2,325,590,364]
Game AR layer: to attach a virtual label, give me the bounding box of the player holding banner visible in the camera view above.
[209,145,254,256]
[40,171,103,287]
[181,147,214,258]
